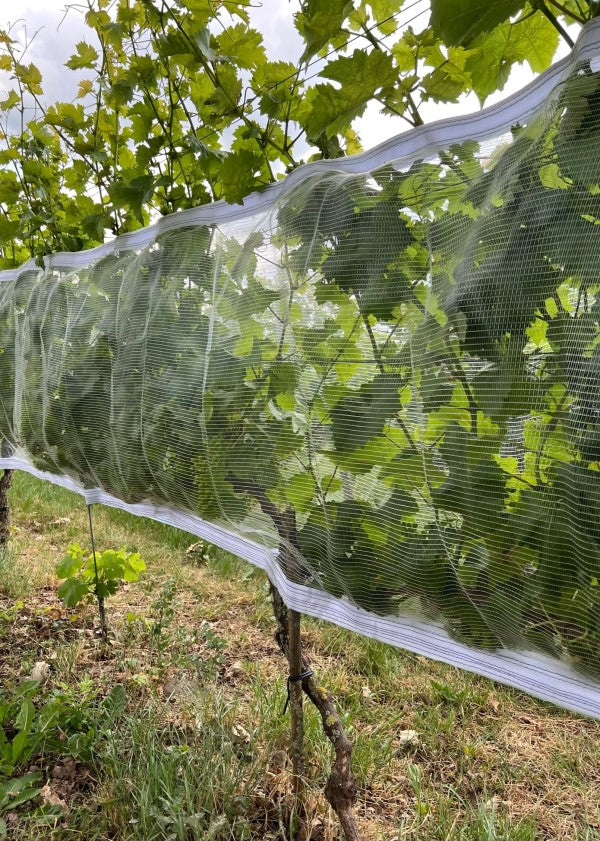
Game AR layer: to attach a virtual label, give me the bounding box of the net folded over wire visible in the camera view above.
[3,22,600,717]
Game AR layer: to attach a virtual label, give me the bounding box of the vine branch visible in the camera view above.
[535,0,575,47]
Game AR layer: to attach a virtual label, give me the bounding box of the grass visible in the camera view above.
[87,696,263,841]
[0,543,28,599]
[1,471,600,840]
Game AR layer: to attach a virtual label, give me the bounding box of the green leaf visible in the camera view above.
[81,212,111,242]
[321,48,395,89]
[57,577,90,608]
[433,425,507,533]
[465,12,559,103]
[430,0,525,47]
[0,774,41,809]
[216,24,266,69]
[14,63,42,95]
[108,175,155,223]
[296,0,353,60]
[208,64,242,117]
[6,785,41,809]
[422,46,473,103]
[218,150,264,204]
[0,89,19,111]
[268,362,298,399]
[76,79,94,99]
[100,683,127,719]
[330,374,403,452]
[55,555,83,579]
[368,0,400,34]
[303,50,396,139]
[538,162,570,189]
[44,101,86,131]
[15,700,34,733]
[253,61,298,117]
[66,41,99,70]
[284,473,317,512]
[195,28,218,61]
[102,22,125,50]
[0,774,42,801]
[0,216,19,246]
[11,731,29,764]
[123,552,146,581]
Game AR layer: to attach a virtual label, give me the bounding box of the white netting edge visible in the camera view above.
[2,454,599,720]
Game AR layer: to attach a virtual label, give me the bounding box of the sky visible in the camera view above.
[0,0,581,153]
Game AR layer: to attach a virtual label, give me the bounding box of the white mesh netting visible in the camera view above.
[3,22,600,717]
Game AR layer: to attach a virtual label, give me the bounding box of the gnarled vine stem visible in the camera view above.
[0,468,13,547]
[270,583,362,841]
[229,475,362,841]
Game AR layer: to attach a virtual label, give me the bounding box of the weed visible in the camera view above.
[149,576,178,663]
[0,677,127,834]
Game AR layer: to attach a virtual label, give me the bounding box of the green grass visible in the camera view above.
[83,696,261,841]
[2,471,600,841]
[0,544,28,598]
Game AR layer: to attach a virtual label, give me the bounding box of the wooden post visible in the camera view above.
[288,608,305,796]
[0,469,13,547]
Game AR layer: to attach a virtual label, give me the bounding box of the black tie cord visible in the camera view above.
[282,668,314,715]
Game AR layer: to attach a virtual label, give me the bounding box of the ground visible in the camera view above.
[0,472,599,840]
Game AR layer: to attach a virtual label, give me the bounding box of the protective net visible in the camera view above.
[3,23,600,717]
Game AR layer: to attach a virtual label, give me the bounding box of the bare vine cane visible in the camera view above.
[228,477,362,841]
[0,468,12,547]
[87,503,108,643]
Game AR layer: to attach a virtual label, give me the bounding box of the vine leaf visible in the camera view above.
[430,0,526,47]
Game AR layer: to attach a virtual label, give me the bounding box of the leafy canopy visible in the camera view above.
[2,1,600,681]
[0,0,592,267]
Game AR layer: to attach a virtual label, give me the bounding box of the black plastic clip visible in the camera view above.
[282,668,313,715]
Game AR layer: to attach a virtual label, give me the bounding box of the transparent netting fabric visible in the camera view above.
[3,24,600,717]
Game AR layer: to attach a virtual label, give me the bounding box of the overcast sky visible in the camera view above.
[1,0,581,152]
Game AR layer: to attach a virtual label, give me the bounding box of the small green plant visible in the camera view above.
[0,773,41,839]
[0,677,99,777]
[150,576,178,663]
[145,577,227,678]
[0,681,44,819]
[0,677,125,836]
[184,540,214,567]
[56,543,146,639]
